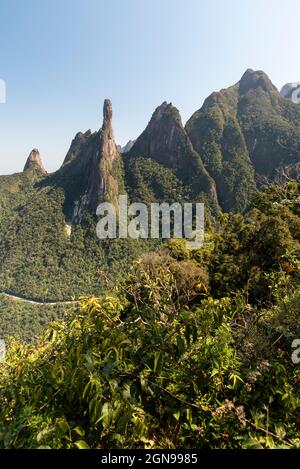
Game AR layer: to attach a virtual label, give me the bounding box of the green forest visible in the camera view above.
[1,68,300,451]
[1,181,300,448]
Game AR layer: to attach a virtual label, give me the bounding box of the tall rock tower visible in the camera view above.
[60,99,122,222]
[23,148,47,175]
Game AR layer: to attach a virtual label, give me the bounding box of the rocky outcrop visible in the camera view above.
[129,102,217,201]
[88,99,121,211]
[121,140,135,153]
[58,100,122,222]
[280,82,300,104]
[23,149,47,175]
[63,130,94,166]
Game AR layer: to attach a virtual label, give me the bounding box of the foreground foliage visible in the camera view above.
[0,294,73,343]
[0,182,300,448]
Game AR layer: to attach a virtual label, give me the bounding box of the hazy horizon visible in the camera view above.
[1,0,300,174]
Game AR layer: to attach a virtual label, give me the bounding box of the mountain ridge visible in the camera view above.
[8,68,300,216]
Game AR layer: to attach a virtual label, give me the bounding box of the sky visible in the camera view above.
[0,0,300,174]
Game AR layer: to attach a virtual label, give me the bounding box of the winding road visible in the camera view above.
[0,290,81,306]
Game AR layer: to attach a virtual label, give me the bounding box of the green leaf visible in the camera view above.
[36,427,54,444]
[116,411,132,434]
[57,419,69,434]
[211,368,219,377]
[243,438,264,449]
[99,402,112,428]
[275,424,286,440]
[73,426,85,437]
[176,336,185,356]
[75,440,90,449]
[153,350,164,374]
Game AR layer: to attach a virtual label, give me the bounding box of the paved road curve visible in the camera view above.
[0,290,81,306]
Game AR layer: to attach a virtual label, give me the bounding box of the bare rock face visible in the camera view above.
[59,100,121,222]
[130,102,186,168]
[239,69,277,95]
[121,140,136,153]
[89,99,120,211]
[63,130,94,166]
[280,82,300,104]
[23,149,47,174]
[102,99,113,133]
[274,162,300,184]
[129,102,217,200]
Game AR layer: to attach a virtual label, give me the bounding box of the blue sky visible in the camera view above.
[0,0,300,174]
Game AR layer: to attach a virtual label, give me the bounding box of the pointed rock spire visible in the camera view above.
[90,99,120,210]
[102,99,114,135]
[129,101,191,168]
[129,102,217,200]
[23,149,46,174]
[121,140,135,153]
[58,99,122,222]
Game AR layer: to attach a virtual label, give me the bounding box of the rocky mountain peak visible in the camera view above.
[121,140,136,154]
[151,101,173,120]
[58,99,121,222]
[129,101,217,201]
[102,99,113,133]
[152,101,181,123]
[63,130,94,166]
[129,102,187,166]
[23,148,46,174]
[94,99,120,208]
[239,68,277,95]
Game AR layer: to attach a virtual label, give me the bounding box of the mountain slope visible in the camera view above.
[186,69,300,211]
[128,102,218,204]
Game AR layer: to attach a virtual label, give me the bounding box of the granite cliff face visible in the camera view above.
[86,99,121,213]
[121,140,135,154]
[59,99,122,221]
[281,82,300,104]
[23,149,46,175]
[129,102,217,202]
